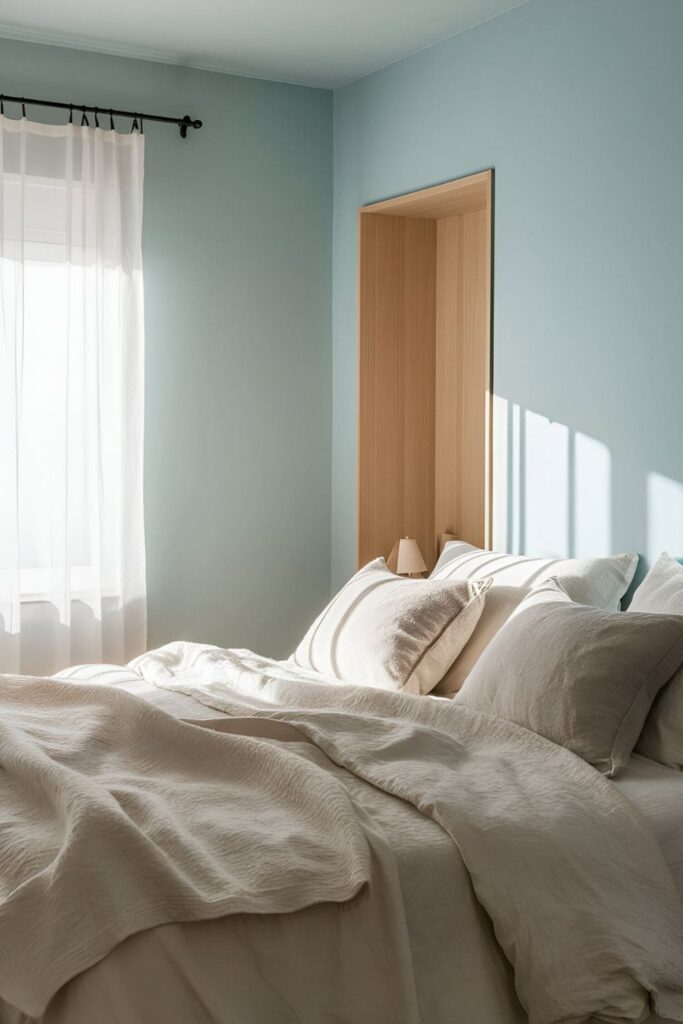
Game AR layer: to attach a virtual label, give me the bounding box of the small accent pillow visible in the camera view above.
[429,543,638,696]
[630,553,683,769]
[455,579,683,776]
[292,558,492,695]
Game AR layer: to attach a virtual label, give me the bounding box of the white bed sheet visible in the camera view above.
[3,665,680,1024]
[139,670,683,907]
[1,675,525,1024]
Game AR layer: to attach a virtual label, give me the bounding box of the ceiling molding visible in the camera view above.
[0,22,327,90]
[0,0,532,92]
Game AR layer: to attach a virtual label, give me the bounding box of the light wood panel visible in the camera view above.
[357,213,436,567]
[435,201,492,548]
[358,170,492,570]
[401,219,437,562]
[434,215,462,542]
[362,172,489,219]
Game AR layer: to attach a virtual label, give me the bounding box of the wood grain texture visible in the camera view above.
[434,214,462,545]
[358,171,492,570]
[401,219,437,564]
[458,207,491,547]
[357,213,436,568]
[362,172,489,219]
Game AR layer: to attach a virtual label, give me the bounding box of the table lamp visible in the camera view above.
[387,537,427,577]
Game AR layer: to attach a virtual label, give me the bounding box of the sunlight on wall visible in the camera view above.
[524,410,570,559]
[492,396,612,558]
[492,394,511,552]
[647,472,683,561]
[574,432,611,558]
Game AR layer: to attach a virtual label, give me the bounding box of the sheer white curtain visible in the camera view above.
[0,115,146,675]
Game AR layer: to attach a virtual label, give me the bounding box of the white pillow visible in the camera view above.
[292,558,491,695]
[431,586,528,696]
[630,553,683,769]
[431,541,638,609]
[53,664,141,685]
[429,542,638,696]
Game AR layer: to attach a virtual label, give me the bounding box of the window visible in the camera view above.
[0,118,146,674]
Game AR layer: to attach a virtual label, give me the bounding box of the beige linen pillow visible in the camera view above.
[292,558,491,695]
[429,543,638,696]
[630,553,683,769]
[455,579,683,776]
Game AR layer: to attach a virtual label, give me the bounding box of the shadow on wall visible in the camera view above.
[492,395,683,588]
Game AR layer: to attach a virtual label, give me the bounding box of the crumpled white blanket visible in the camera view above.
[132,641,683,1024]
[0,674,370,1017]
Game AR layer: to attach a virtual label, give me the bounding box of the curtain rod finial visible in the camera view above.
[179,114,202,138]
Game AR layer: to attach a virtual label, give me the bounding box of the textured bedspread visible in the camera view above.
[2,644,683,1024]
[3,726,522,1024]
[0,674,369,1016]
[132,642,683,1024]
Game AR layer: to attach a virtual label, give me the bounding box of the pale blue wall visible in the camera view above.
[5,0,683,639]
[332,0,683,587]
[0,37,332,656]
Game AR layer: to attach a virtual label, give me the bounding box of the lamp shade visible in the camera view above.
[387,537,427,576]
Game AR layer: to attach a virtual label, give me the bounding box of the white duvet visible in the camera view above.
[1,641,683,1024]
[0,673,369,1017]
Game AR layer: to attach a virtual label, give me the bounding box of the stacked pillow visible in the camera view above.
[428,542,638,695]
[292,557,491,695]
[292,545,683,778]
[292,544,639,698]
[455,578,683,776]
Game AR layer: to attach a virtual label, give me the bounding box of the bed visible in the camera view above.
[2,546,683,1024]
[1,643,682,1024]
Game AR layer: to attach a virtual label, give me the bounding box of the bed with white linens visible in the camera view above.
[1,543,683,1024]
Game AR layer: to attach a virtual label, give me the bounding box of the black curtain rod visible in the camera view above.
[0,93,202,137]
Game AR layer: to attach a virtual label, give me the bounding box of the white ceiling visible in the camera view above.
[0,0,529,89]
